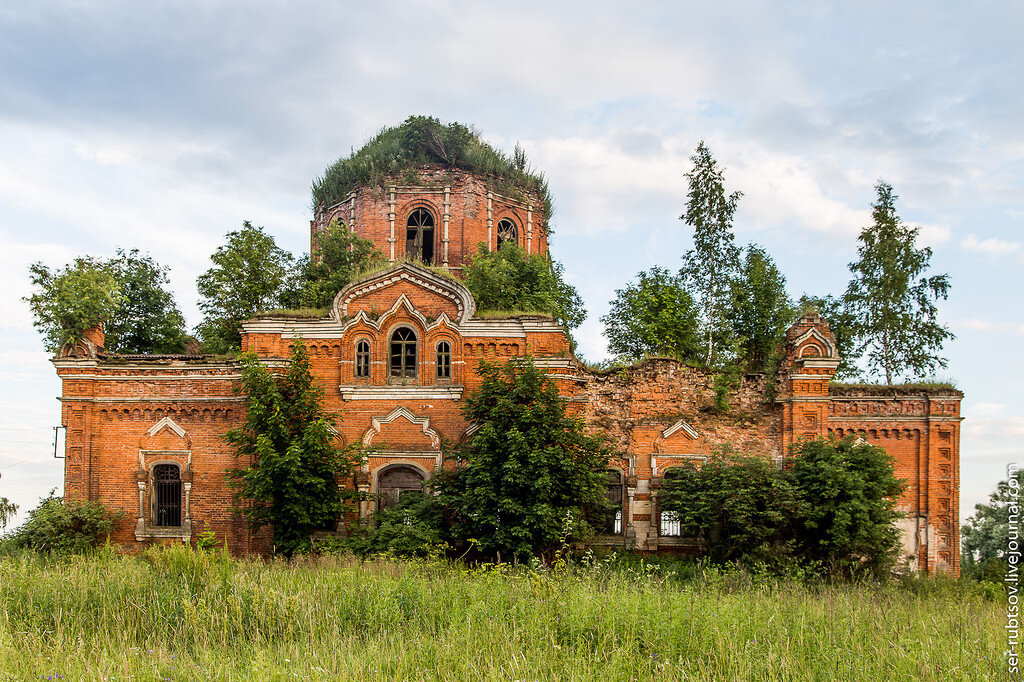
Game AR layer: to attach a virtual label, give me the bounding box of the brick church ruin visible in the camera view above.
[53,131,963,573]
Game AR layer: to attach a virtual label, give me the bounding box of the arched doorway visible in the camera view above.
[377,465,426,509]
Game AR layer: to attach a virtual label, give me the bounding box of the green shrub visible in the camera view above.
[463,242,585,331]
[2,492,121,554]
[659,450,799,566]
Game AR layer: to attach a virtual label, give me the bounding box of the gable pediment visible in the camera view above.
[793,327,837,359]
[656,419,702,454]
[140,417,191,450]
[334,263,475,325]
[362,407,440,452]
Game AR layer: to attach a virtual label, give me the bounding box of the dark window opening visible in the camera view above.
[604,469,624,534]
[496,218,517,250]
[377,465,426,510]
[355,340,370,378]
[153,464,182,527]
[389,328,417,378]
[436,341,451,379]
[406,209,435,265]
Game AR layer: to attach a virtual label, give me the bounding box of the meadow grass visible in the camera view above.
[0,547,1006,681]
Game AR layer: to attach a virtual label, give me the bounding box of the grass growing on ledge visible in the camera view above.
[0,547,1002,680]
[830,379,960,395]
[473,309,554,320]
[252,307,331,320]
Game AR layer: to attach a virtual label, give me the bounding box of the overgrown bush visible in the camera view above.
[659,436,907,579]
[790,436,906,578]
[659,450,799,566]
[432,358,610,562]
[312,116,553,219]
[462,242,585,331]
[321,492,447,559]
[1,492,120,554]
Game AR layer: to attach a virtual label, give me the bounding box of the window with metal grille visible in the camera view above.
[660,511,681,537]
[355,339,370,377]
[406,209,435,265]
[605,469,624,534]
[153,464,182,527]
[496,218,517,250]
[436,341,451,379]
[389,328,417,378]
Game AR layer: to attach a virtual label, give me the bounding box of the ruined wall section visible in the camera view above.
[579,358,779,550]
[581,358,777,459]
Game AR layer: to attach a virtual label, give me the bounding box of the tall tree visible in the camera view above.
[103,249,188,354]
[728,244,794,372]
[0,476,16,529]
[679,141,742,367]
[228,339,362,556]
[600,266,701,363]
[962,472,1022,567]
[196,221,293,353]
[27,251,188,355]
[844,182,953,384]
[25,257,126,354]
[432,359,610,561]
[282,218,386,309]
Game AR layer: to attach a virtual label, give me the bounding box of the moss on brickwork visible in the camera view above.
[312,116,553,219]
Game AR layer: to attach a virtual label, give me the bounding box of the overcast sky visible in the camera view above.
[1,1,1020,532]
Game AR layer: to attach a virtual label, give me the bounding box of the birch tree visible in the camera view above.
[844,182,953,384]
[679,141,742,367]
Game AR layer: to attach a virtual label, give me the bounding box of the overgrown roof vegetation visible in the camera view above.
[312,116,554,220]
[829,381,961,396]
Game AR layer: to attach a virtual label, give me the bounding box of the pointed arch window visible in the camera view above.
[436,341,451,379]
[355,339,370,378]
[496,218,517,250]
[389,328,417,378]
[406,209,435,265]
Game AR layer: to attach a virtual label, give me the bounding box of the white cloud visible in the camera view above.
[953,319,1024,335]
[965,402,1006,418]
[961,233,1024,261]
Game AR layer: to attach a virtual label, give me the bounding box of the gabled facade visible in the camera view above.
[54,156,962,573]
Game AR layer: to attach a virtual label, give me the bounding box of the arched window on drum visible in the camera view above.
[496,218,517,250]
[406,209,435,265]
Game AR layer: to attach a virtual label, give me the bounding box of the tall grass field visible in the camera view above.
[0,548,1006,680]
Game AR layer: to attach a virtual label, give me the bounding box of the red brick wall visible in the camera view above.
[54,286,961,573]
